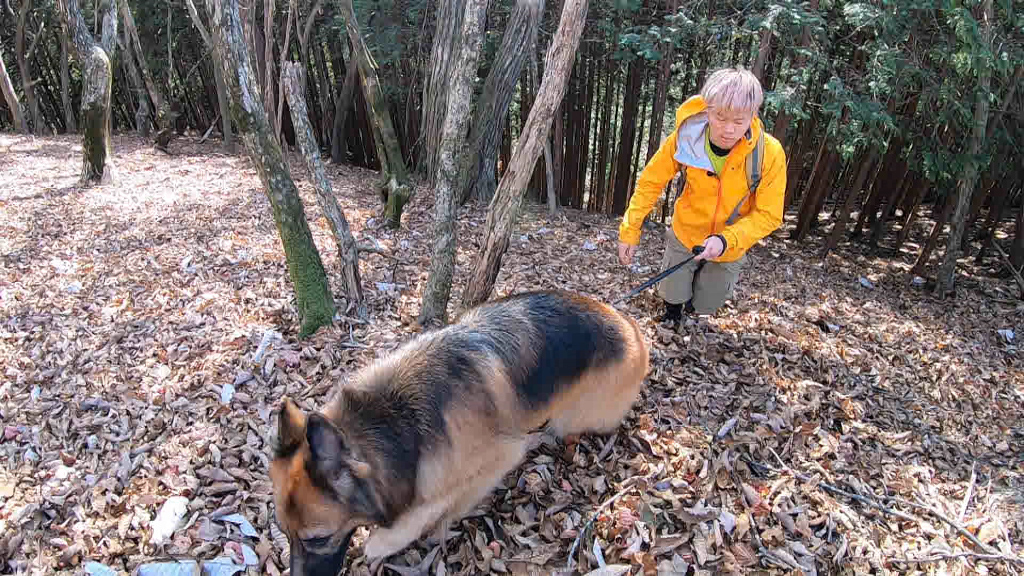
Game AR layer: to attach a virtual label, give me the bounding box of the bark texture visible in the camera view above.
[120,35,149,136]
[822,149,878,257]
[339,0,412,228]
[206,0,335,337]
[59,34,76,133]
[185,0,233,150]
[420,0,466,182]
[60,0,116,184]
[459,0,588,310]
[330,54,358,163]
[456,0,543,205]
[283,62,364,318]
[16,0,42,132]
[0,46,26,133]
[935,0,993,296]
[418,0,488,327]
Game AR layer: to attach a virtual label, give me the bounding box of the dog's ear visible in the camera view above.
[275,397,308,456]
[305,413,372,481]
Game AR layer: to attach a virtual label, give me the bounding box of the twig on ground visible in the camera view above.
[889,495,1000,556]
[728,467,777,568]
[597,432,617,462]
[199,113,221,143]
[743,455,1024,566]
[763,450,916,522]
[959,462,976,523]
[129,435,166,458]
[890,552,1024,567]
[991,240,1024,297]
[358,241,397,259]
[565,463,664,571]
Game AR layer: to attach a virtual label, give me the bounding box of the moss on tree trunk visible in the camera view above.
[340,0,412,228]
[283,61,365,319]
[208,0,334,337]
[60,0,116,185]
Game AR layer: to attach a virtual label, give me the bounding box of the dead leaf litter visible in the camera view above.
[0,135,1022,576]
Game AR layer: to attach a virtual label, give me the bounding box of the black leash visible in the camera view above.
[612,245,704,305]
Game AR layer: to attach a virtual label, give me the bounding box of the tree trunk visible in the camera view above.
[544,133,556,215]
[770,0,817,148]
[207,0,335,337]
[421,0,466,182]
[16,0,42,132]
[893,176,928,252]
[457,0,543,205]
[264,0,277,136]
[274,0,294,141]
[459,0,587,310]
[0,46,27,133]
[974,183,1012,263]
[1012,197,1024,271]
[185,0,234,149]
[418,0,488,327]
[646,1,675,164]
[282,61,364,318]
[119,35,149,136]
[60,0,116,184]
[58,35,76,133]
[611,59,642,215]
[867,161,910,251]
[339,0,412,228]
[911,196,955,278]
[594,62,614,209]
[331,53,358,163]
[751,25,772,80]
[935,0,993,296]
[790,137,830,238]
[822,149,878,257]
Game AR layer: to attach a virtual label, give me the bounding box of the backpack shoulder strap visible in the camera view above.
[725,128,766,226]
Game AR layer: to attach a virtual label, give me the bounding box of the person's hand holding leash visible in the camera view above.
[618,241,638,266]
[694,235,726,261]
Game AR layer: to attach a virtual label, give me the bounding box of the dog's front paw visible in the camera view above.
[363,528,410,560]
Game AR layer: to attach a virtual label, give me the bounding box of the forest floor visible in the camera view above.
[1,134,1022,576]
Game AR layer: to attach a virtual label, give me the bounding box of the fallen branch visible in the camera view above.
[886,495,1001,557]
[958,462,976,523]
[728,468,782,569]
[991,239,1024,298]
[357,241,397,259]
[744,455,1024,566]
[565,463,664,571]
[891,552,1024,567]
[199,112,221,143]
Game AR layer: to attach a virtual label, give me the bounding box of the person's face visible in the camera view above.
[707,106,754,149]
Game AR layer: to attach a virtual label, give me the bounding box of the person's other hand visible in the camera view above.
[618,241,638,266]
[694,235,725,261]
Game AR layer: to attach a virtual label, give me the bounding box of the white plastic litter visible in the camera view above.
[150,496,190,545]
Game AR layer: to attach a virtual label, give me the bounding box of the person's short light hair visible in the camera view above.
[700,66,764,113]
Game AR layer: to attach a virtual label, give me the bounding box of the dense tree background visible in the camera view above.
[1,0,1022,289]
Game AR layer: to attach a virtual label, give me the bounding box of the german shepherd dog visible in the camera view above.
[270,290,650,576]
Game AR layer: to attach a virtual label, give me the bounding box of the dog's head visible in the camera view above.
[269,397,384,576]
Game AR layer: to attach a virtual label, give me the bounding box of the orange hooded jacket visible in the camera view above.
[618,96,787,263]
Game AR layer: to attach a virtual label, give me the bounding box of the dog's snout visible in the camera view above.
[289,531,353,576]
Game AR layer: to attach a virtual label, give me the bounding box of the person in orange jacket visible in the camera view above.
[618,66,786,327]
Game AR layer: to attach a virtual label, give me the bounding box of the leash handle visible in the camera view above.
[614,245,704,304]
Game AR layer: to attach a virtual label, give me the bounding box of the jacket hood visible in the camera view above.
[671,96,764,171]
